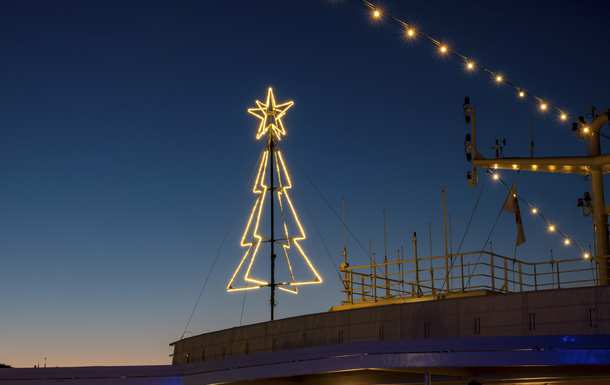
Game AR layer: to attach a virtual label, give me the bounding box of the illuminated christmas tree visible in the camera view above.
[227,88,321,319]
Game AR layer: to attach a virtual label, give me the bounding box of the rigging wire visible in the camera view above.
[464,193,506,290]
[239,282,248,326]
[355,0,590,128]
[494,172,586,254]
[437,170,489,293]
[278,142,412,299]
[277,143,373,264]
[456,169,490,256]
[180,148,265,340]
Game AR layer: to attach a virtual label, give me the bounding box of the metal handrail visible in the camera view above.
[340,251,604,304]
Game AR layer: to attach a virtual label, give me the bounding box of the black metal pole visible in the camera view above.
[269,135,276,321]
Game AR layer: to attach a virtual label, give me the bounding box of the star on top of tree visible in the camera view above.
[248,88,294,140]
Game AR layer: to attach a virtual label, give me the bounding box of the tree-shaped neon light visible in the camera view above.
[227,88,321,319]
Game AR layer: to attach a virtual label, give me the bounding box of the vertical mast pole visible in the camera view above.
[443,187,449,292]
[269,132,276,320]
[590,124,609,285]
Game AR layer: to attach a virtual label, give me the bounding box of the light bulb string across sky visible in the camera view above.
[359,0,582,126]
[491,169,588,256]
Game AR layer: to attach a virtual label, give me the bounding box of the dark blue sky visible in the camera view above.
[1,0,609,367]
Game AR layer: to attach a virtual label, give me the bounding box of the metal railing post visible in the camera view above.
[491,253,495,291]
[504,258,508,293]
[460,255,465,293]
[350,270,353,304]
[519,262,523,292]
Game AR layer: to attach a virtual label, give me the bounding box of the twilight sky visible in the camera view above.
[1,0,609,368]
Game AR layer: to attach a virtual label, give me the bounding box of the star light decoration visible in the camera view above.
[227,88,322,293]
[248,88,294,140]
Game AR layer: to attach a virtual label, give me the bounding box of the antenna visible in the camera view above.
[530,105,534,158]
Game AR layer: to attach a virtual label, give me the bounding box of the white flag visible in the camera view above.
[503,183,526,246]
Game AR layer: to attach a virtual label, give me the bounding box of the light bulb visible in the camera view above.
[561,114,566,119]
[496,76,502,81]
[519,91,524,97]
[468,62,473,69]
[408,29,414,36]
[374,10,380,17]
[541,104,547,110]
[440,46,446,52]
[549,225,555,231]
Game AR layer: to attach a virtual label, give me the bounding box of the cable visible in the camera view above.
[180,148,265,340]
[354,0,587,128]
[278,142,411,300]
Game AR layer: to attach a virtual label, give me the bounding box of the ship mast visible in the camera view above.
[465,101,610,284]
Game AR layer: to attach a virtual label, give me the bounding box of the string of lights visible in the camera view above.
[357,0,585,127]
[490,170,589,258]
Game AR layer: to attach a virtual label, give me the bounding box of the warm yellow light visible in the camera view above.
[440,46,447,52]
[549,225,555,231]
[496,76,502,82]
[512,164,517,169]
[374,10,380,17]
[584,127,589,133]
[228,91,322,293]
[493,174,499,179]
[541,104,547,110]
[519,91,524,97]
[561,114,566,119]
[584,253,590,259]
[565,239,570,245]
[467,62,473,69]
[408,29,414,36]
[532,208,537,213]
[248,88,294,140]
